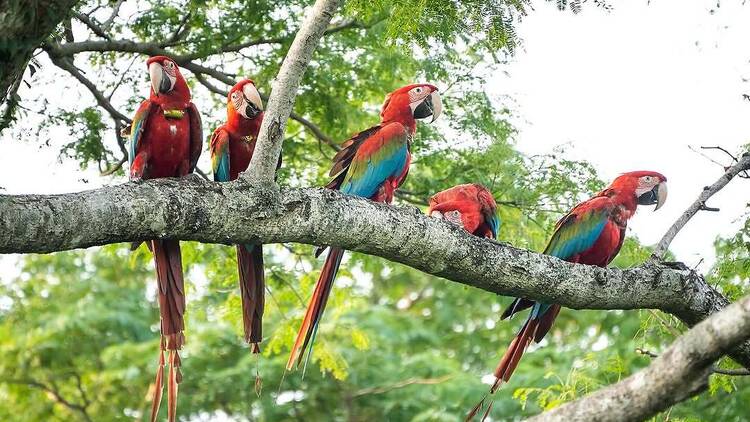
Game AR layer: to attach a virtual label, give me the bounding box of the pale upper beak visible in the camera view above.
[428,91,442,123]
[637,181,668,211]
[411,90,442,123]
[654,181,667,211]
[240,83,263,119]
[149,62,174,95]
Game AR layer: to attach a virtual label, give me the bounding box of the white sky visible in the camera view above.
[1,0,749,272]
[491,0,750,268]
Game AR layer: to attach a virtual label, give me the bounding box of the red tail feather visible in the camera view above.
[287,247,344,370]
[152,239,186,349]
[150,240,185,422]
[149,348,165,422]
[237,244,265,352]
[491,318,538,392]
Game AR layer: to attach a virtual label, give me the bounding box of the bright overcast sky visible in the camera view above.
[1,0,749,271]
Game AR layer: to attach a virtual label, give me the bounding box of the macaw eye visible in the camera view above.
[643,176,653,184]
[414,87,423,94]
[232,92,239,100]
[449,210,460,218]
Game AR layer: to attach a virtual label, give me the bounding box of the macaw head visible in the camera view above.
[227,79,263,120]
[428,183,499,238]
[609,171,668,211]
[146,56,189,100]
[380,83,442,126]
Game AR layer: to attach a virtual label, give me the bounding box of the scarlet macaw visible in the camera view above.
[469,171,667,419]
[210,79,268,354]
[129,55,202,422]
[287,84,443,371]
[428,183,500,240]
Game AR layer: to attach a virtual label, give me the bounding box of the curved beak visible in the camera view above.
[242,83,263,119]
[412,91,442,123]
[148,62,173,96]
[638,181,668,211]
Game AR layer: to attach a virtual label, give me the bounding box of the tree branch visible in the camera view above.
[651,152,750,260]
[2,378,92,422]
[245,0,344,183]
[2,178,750,368]
[525,293,750,422]
[44,48,131,123]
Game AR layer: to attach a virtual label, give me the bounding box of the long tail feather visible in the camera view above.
[237,244,265,352]
[491,303,561,392]
[149,346,165,422]
[286,247,344,370]
[152,239,186,350]
[167,350,180,422]
[150,240,185,422]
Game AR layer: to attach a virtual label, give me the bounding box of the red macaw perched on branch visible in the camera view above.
[428,184,500,240]
[287,84,443,371]
[468,171,667,420]
[210,79,269,353]
[129,55,202,422]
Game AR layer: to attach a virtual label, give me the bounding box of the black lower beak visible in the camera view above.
[413,95,433,119]
[159,69,172,94]
[244,102,261,119]
[637,185,659,206]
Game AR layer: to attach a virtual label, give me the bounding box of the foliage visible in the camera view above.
[0,0,748,421]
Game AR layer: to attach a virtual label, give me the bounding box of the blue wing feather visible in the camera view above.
[129,100,152,168]
[339,123,409,199]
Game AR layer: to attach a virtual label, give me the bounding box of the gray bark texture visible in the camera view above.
[1,177,749,371]
[0,0,79,103]
[245,0,344,183]
[525,293,750,422]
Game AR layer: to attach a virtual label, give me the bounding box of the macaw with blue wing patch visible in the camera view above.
[428,183,500,240]
[128,55,202,422]
[286,83,443,371]
[468,170,668,420]
[210,79,270,354]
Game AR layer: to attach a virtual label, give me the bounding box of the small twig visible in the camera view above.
[101,0,125,32]
[635,347,659,358]
[74,12,112,40]
[351,374,453,397]
[701,146,750,179]
[164,12,192,46]
[636,348,750,376]
[100,156,127,176]
[651,152,750,260]
[107,55,139,100]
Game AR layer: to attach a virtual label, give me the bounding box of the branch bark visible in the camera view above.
[525,293,750,422]
[245,0,344,183]
[2,177,750,369]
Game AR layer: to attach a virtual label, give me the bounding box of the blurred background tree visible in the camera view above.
[0,0,748,420]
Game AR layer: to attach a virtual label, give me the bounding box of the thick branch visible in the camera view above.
[2,178,750,368]
[652,153,750,259]
[246,0,343,183]
[526,293,750,422]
